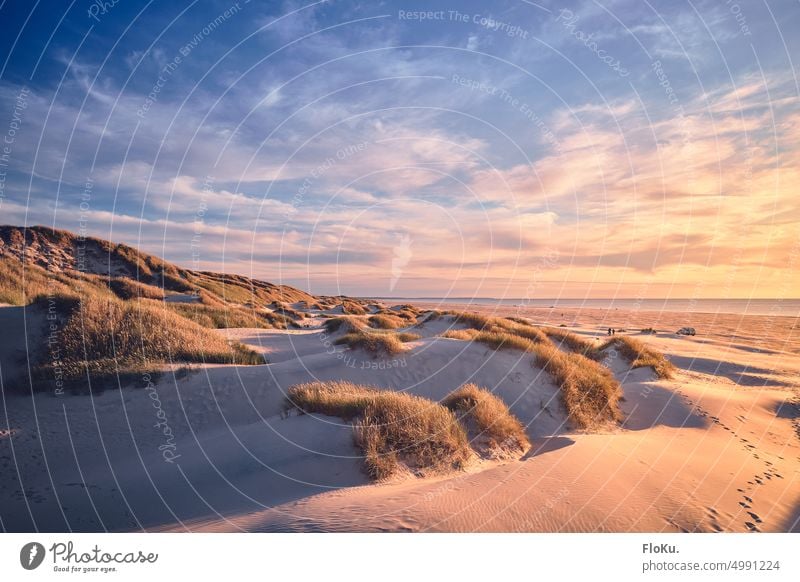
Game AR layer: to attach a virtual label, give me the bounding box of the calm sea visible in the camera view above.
[375,298,800,317]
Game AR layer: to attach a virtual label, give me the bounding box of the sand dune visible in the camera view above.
[1,304,798,532]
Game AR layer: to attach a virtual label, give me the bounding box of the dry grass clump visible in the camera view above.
[285,382,472,480]
[189,271,313,307]
[601,335,675,379]
[108,277,165,300]
[34,294,262,384]
[268,301,307,320]
[0,257,117,305]
[541,326,600,358]
[449,311,503,331]
[442,384,530,454]
[530,343,622,429]
[284,381,381,419]
[508,324,548,343]
[166,302,296,329]
[393,309,421,322]
[440,329,479,341]
[472,330,538,353]
[446,326,621,429]
[368,314,405,329]
[442,326,541,353]
[442,311,547,343]
[322,315,364,333]
[341,301,367,315]
[414,310,441,326]
[334,330,404,356]
[395,332,420,343]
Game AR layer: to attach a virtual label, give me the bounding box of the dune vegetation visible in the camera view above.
[442,384,530,454]
[530,342,622,428]
[368,314,406,329]
[540,326,601,358]
[285,381,473,480]
[434,311,624,429]
[333,329,413,356]
[31,295,262,390]
[440,328,479,341]
[107,277,167,300]
[166,302,297,330]
[323,315,363,333]
[601,335,676,379]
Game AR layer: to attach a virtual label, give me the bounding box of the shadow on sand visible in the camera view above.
[523,436,575,460]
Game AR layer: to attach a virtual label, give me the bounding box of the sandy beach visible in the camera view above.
[2,299,797,533]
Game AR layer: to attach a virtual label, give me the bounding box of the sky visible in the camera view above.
[0,0,798,299]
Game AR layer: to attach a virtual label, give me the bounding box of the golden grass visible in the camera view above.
[0,257,118,305]
[34,294,263,384]
[166,303,296,329]
[334,330,404,356]
[189,271,313,306]
[393,309,420,322]
[540,326,600,358]
[368,314,405,329]
[507,324,548,343]
[396,332,421,343]
[440,329,479,340]
[448,311,503,330]
[472,330,538,353]
[108,277,165,300]
[531,342,621,428]
[268,301,307,320]
[285,382,472,480]
[442,384,530,453]
[601,335,675,379]
[0,226,314,309]
[443,310,548,343]
[322,315,364,333]
[444,325,622,429]
[341,301,367,315]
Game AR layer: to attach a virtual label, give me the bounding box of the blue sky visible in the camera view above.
[1,0,798,298]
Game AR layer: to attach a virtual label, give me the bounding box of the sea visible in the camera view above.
[372,298,800,317]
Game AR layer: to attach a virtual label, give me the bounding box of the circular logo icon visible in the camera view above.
[20,542,46,570]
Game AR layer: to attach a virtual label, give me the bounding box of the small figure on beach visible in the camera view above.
[607,327,612,336]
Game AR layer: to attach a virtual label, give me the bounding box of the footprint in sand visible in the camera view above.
[745,522,760,532]
[747,512,763,524]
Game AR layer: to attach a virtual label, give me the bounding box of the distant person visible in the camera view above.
[607,327,612,336]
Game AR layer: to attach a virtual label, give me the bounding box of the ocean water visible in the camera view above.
[380,298,800,317]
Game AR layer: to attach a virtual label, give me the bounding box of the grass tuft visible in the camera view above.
[540,326,600,358]
[334,330,404,356]
[530,343,622,429]
[323,315,363,333]
[440,329,479,341]
[396,332,420,343]
[368,314,405,329]
[442,384,530,454]
[601,335,675,379]
[442,323,622,429]
[285,382,472,480]
[32,294,263,387]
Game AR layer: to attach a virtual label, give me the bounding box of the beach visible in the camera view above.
[1,299,797,533]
